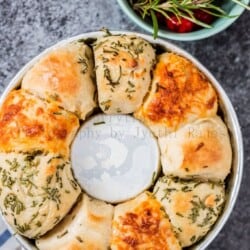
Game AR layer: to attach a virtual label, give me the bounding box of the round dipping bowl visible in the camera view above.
[71,114,160,203]
[0,31,243,250]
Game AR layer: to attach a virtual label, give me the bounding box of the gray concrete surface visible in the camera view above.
[0,1,249,249]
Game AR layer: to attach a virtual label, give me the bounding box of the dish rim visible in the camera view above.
[0,31,244,250]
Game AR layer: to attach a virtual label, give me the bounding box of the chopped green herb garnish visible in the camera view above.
[57,230,68,239]
[128,81,135,88]
[36,221,42,227]
[4,193,25,215]
[93,121,105,125]
[5,158,20,172]
[76,236,84,243]
[190,235,196,243]
[78,57,88,74]
[16,223,30,233]
[1,169,15,189]
[104,65,122,87]
[100,100,111,111]
[176,212,184,217]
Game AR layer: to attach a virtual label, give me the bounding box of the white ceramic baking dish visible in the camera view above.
[0,31,243,250]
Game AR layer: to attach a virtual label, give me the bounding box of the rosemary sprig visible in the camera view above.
[130,0,250,38]
[232,0,250,10]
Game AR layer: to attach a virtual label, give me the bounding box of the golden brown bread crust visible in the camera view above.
[36,194,114,250]
[0,90,79,157]
[111,192,181,250]
[134,53,218,137]
[22,41,96,120]
[159,116,232,181]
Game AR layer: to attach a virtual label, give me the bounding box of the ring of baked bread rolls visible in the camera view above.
[0,33,232,249]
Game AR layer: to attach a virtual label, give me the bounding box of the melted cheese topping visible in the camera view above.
[111,192,181,250]
[0,90,79,157]
[134,53,218,137]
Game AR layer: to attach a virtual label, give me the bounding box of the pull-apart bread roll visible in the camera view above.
[22,41,96,119]
[0,90,79,157]
[159,116,232,181]
[94,35,155,114]
[154,176,225,247]
[0,151,81,238]
[134,53,218,137]
[36,194,114,250]
[111,192,181,250]
[0,90,81,238]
